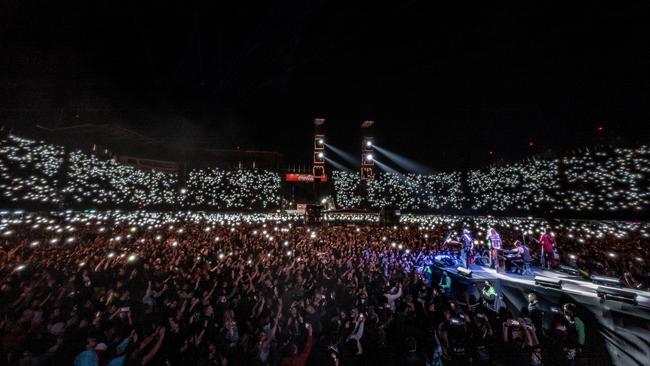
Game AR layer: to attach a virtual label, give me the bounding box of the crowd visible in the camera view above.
[332,146,650,213]
[2,133,649,216]
[0,134,281,210]
[0,211,647,366]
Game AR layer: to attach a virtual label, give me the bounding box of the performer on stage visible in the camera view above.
[460,228,474,269]
[539,228,556,270]
[486,228,502,269]
[511,240,533,275]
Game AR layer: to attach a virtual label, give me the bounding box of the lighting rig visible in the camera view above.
[361,120,374,181]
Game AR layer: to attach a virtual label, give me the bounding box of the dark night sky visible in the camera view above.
[1,1,649,170]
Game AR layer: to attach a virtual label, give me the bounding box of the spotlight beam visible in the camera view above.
[374,159,400,174]
[373,145,432,174]
[324,157,352,172]
[323,143,359,167]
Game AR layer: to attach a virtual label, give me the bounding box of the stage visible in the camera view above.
[427,264,650,366]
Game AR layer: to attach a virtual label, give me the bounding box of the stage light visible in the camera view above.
[534,276,562,288]
[107,252,115,258]
[366,140,372,147]
[15,264,26,271]
[180,188,187,194]
[128,254,137,262]
[318,152,324,158]
[457,267,473,278]
[319,139,324,144]
[366,154,373,161]
[30,241,39,247]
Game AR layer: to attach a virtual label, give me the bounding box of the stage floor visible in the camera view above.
[434,264,650,301]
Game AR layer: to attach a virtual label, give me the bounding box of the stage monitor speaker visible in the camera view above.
[590,275,622,287]
[456,267,473,278]
[534,276,562,289]
[596,286,637,305]
[558,265,580,276]
[434,255,454,268]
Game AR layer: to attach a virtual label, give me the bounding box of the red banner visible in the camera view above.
[285,174,327,183]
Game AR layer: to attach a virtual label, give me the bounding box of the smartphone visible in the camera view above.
[120,307,130,312]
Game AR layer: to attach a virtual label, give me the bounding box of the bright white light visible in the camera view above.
[318,152,324,158]
[107,252,115,258]
[366,140,372,147]
[30,241,39,247]
[128,254,137,262]
[318,139,324,144]
[366,154,373,161]
[15,264,26,271]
